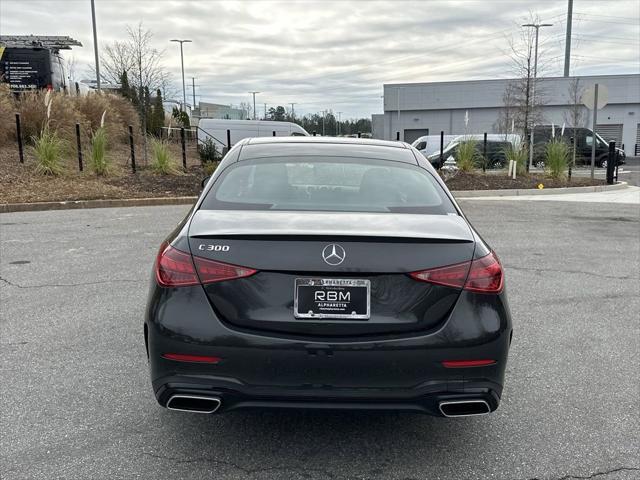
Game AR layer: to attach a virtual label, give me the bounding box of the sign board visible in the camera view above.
[582,84,608,110]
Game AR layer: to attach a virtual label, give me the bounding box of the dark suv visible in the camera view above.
[533,126,625,169]
[427,140,511,169]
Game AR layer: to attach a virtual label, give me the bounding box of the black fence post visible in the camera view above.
[15,114,24,164]
[482,132,487,173]
[396,131,400,141]
[75,82,80,96]
[272,131,276,137]
[226,129,231,151]
[357,132,361,138]
[568,136,574,181]
[181,127,187,171]
[129,125,136,173]
[75,123,83,172]
[439,131,444,169]
[606,141,616,185]
[312,131,317,136]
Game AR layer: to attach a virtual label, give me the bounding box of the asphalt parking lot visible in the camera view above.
[1,199,639,480]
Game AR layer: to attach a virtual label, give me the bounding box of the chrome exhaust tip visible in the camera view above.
[438,399,491,418]
[166,395,222,414]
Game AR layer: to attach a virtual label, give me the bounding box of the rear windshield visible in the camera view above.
[200,157,457,214]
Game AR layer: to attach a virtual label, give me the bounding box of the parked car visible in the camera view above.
[426,139,513,169]
[145,137,512,418]
[197,119,309,151]
[533,126,625,169]
[0,46,67,92]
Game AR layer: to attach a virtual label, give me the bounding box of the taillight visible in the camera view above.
[193,256,257,284]
[409,252,504,294]
[464,252,504,293]
[155,243,199,287]
[155,242,257,287]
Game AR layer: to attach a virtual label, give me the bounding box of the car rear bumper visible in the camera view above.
[145,284,512,416]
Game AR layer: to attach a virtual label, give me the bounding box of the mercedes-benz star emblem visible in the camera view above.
[322,244,346,266]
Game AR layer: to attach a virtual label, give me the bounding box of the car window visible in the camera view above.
[201,157,457,215]
[415,141,426,150]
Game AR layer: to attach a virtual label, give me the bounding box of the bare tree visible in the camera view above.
[239,102,252,120]
[503,14,550,143]
[97,22,169,92]
[564,77,587,168]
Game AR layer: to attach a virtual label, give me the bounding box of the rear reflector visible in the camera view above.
[162,353,222,364]
[155,242,257,287]
[409,251,504,294]
[442,359,496,368]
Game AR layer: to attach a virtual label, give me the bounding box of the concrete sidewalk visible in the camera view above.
[466,185,640,204]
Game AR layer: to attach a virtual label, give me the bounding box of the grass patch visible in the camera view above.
[32,129,65,176]
[545,139,569,179]
[151,139,181,175]
[90,127,110,176]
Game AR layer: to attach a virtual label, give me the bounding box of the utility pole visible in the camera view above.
[564,0,573,77]
[192,77,197,110]
[289,102,296,120]
[90,0,101,92]
[264,103,267,120]
[337,111,342,136]
[396,87,403,141]
[523,22,553,170]
[170,39,192,111]
[249,91,260,120]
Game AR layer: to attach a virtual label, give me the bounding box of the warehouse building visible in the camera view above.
[372,74,640,155]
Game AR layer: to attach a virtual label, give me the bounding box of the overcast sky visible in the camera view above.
[1,0,638,118]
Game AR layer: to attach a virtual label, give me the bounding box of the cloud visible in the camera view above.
[1,0,638,117]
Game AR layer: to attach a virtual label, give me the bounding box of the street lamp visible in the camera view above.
[170,39,192,111]
[90,0,101,92]
[249,91,260,120]
[522,22,553,170]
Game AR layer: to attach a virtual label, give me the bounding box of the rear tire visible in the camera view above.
[599,158,608,169]
[534,160,545,169]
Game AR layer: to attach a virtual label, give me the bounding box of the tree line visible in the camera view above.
[265,106,371,136]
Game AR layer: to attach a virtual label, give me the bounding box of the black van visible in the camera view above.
[426,140,511,169]
[533,126,625,169]
[0,47,67,92]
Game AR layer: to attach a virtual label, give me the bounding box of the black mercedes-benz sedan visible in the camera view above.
[145,137,512,417]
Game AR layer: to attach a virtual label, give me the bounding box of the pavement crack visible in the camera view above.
[0,275,142,289]
[505,264,636,281]
[528,466,640,480]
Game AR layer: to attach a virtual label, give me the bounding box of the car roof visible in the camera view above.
[238,137,418,164]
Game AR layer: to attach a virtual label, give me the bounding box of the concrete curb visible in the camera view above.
[452,182,628,198]
[0,196,198,213]
[0,182,629,213]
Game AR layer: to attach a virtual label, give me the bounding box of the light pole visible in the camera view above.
[522,22,553,170]
[170,39,192,111]
[90,0,101,92]
[290,102,296,120]
[396,87,404,141]
[249,91,260,120]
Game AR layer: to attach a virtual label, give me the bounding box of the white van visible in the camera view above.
[411,135,459,157]
[197,119,309,149]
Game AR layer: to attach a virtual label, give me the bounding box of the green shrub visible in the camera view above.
[456,140,477,172]
[199,138,219,163]
[545,139,569,179]
[151,139,180,175]
[32,129,65,176]
[90,127,110,176]
[504,142,528,175]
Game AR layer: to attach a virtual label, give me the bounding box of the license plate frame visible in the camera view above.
[294,278,371,320]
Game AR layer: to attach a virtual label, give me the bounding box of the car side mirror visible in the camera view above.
[201,176,211,189]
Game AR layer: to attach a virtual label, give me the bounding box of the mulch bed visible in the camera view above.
[443,171,605,190]
[1,144,606,204]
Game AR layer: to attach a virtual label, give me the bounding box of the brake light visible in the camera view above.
[155,243,199,287]
[155,242,257,287]
[193,256,257,284]
[409,252,504,294]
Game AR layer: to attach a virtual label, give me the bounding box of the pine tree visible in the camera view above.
[151,89,165,135]
[143,86,153,134]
